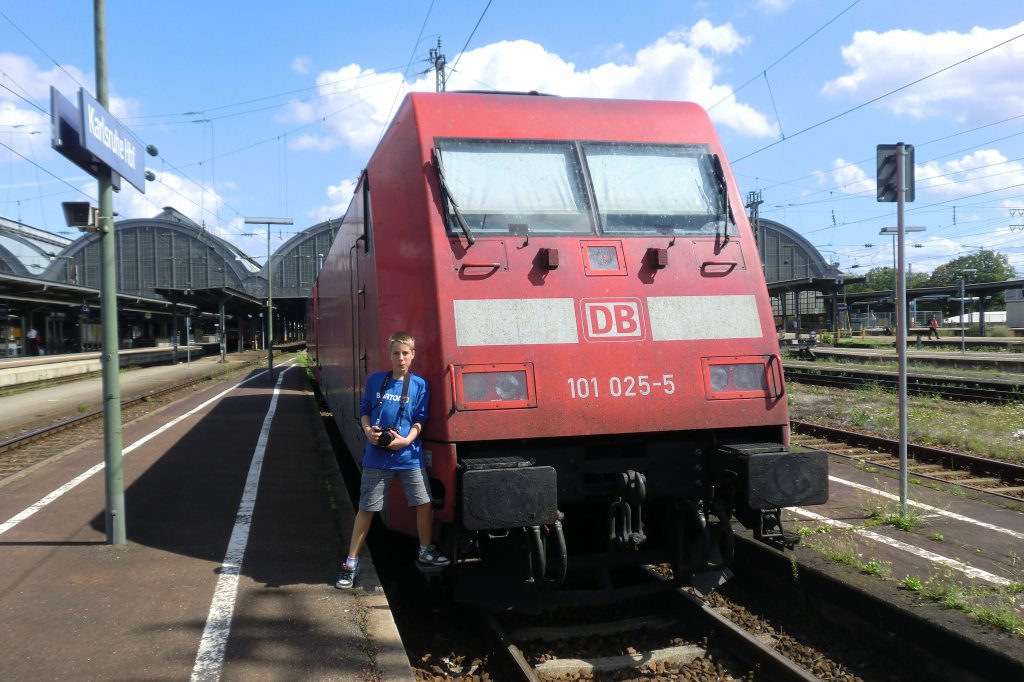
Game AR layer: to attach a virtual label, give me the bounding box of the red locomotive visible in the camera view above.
[308,92,828,606]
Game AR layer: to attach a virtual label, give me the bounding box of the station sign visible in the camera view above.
[78,89,145,192]
[51,87,121,191]
[50,87,130,192]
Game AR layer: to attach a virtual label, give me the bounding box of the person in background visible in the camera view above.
[335,331,449,589]
[927,314,940,340]
[26,327,38,355]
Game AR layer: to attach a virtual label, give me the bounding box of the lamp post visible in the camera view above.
[959,268,977,354]
[879,226,925,335]
[244,217,292,380]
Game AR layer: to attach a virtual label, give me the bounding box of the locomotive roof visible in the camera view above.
[395,91,719,147]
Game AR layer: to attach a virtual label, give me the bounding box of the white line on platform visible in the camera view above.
[190,367,289,682]
[789,507,1012,586]
[829,475,1024,541]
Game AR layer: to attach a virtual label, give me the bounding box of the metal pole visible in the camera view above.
[267,226,273,380]
[95,0,125,544]
[891,234,896,331]
[895,143,908,516]
[960,277,966,355]
[244,217,290,378]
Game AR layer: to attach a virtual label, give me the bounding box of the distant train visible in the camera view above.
[307,91,828,607]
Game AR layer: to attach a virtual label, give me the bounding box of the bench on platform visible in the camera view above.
[907,327,941,347]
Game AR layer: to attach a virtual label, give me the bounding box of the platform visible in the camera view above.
[0,361,414,680]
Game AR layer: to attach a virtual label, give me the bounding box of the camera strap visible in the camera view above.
[373,371,412,428]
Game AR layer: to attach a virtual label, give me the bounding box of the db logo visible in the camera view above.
[581,298,646,342]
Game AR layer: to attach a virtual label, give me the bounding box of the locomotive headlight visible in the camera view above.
[709,365,729,392]
[462,373,491,403]
[703,358,774,399]
[731,364,767,390]
[495,372,526,400]
[455,364,536,410]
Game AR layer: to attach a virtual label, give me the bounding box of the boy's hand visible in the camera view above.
[382,433,411,450]
[366,425,382,446]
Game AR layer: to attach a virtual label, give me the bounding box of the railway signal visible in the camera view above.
[877,144,915,203]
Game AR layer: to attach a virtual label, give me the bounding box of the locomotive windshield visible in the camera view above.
[435,139,734,238]
[436,140,593,235]
[583,143,734,237]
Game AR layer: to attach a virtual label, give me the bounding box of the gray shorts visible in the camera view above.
[358,467,432,512]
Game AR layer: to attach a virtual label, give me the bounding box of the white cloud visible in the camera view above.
[756,0,797,13]
[917,149,1024,196]
[280,64,411,152]
[0,53,88,103]
[818,158,875,195]
[822,21,1024,122]
[115,170,225,228]
[0,54,140,164]
[683,19,748,54]
[285,24,777,154]
[0,102,48,160]
[309,177,356,222]
[292,56,312,74]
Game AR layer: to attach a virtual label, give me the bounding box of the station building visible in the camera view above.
[0,209,336,357]
[16,206,1016,357]
[755,218,860,332]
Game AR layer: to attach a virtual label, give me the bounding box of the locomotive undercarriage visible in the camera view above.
[446,430,829,609]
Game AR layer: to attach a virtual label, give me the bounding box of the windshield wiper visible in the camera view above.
[710,154,734,247]
[432,148,475,246]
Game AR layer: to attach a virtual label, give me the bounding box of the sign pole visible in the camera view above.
[94,0,126,545]
[895,143,909,516]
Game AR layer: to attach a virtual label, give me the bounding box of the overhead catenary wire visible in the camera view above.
[733,29,1024,164]
[378,0,437,144]
[708,0,863,112]
[448,0,494,78]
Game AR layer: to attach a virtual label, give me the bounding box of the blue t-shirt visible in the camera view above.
[359,371,429,470]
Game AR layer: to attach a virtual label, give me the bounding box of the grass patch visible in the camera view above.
[918,572,1024,637]
[861,560,891,578]
[900,575,924,591]
[787,382,1024,464]
[864,501,922,532]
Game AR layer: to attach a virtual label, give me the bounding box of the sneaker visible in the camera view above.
[335,561,358,589]
[417,545,450,567]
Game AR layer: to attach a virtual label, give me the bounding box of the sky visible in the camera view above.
[2,1,1023,275]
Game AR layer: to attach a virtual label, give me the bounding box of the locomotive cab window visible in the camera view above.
[435,140,593,237]
[582,143,735,238]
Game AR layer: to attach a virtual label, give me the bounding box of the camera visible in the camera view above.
[376,427,398,448]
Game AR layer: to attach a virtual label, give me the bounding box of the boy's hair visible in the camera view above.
[388,331,416,351]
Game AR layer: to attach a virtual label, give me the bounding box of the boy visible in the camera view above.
[335,331,449,589]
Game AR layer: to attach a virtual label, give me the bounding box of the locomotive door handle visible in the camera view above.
[700,260,737,275]
[766,354,784,399]
[446,364,457,414]
[459,262,501,270]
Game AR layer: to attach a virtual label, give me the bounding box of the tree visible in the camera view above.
[928,250,1016,287]
[844,266,927,294]
[928,250,1016,311]
[844,266,892,294]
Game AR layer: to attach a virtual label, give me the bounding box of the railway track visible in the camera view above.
[792,420,1024,501]
[0,359,265,481]
[783,363,1024,403]
[477,568,825,681]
